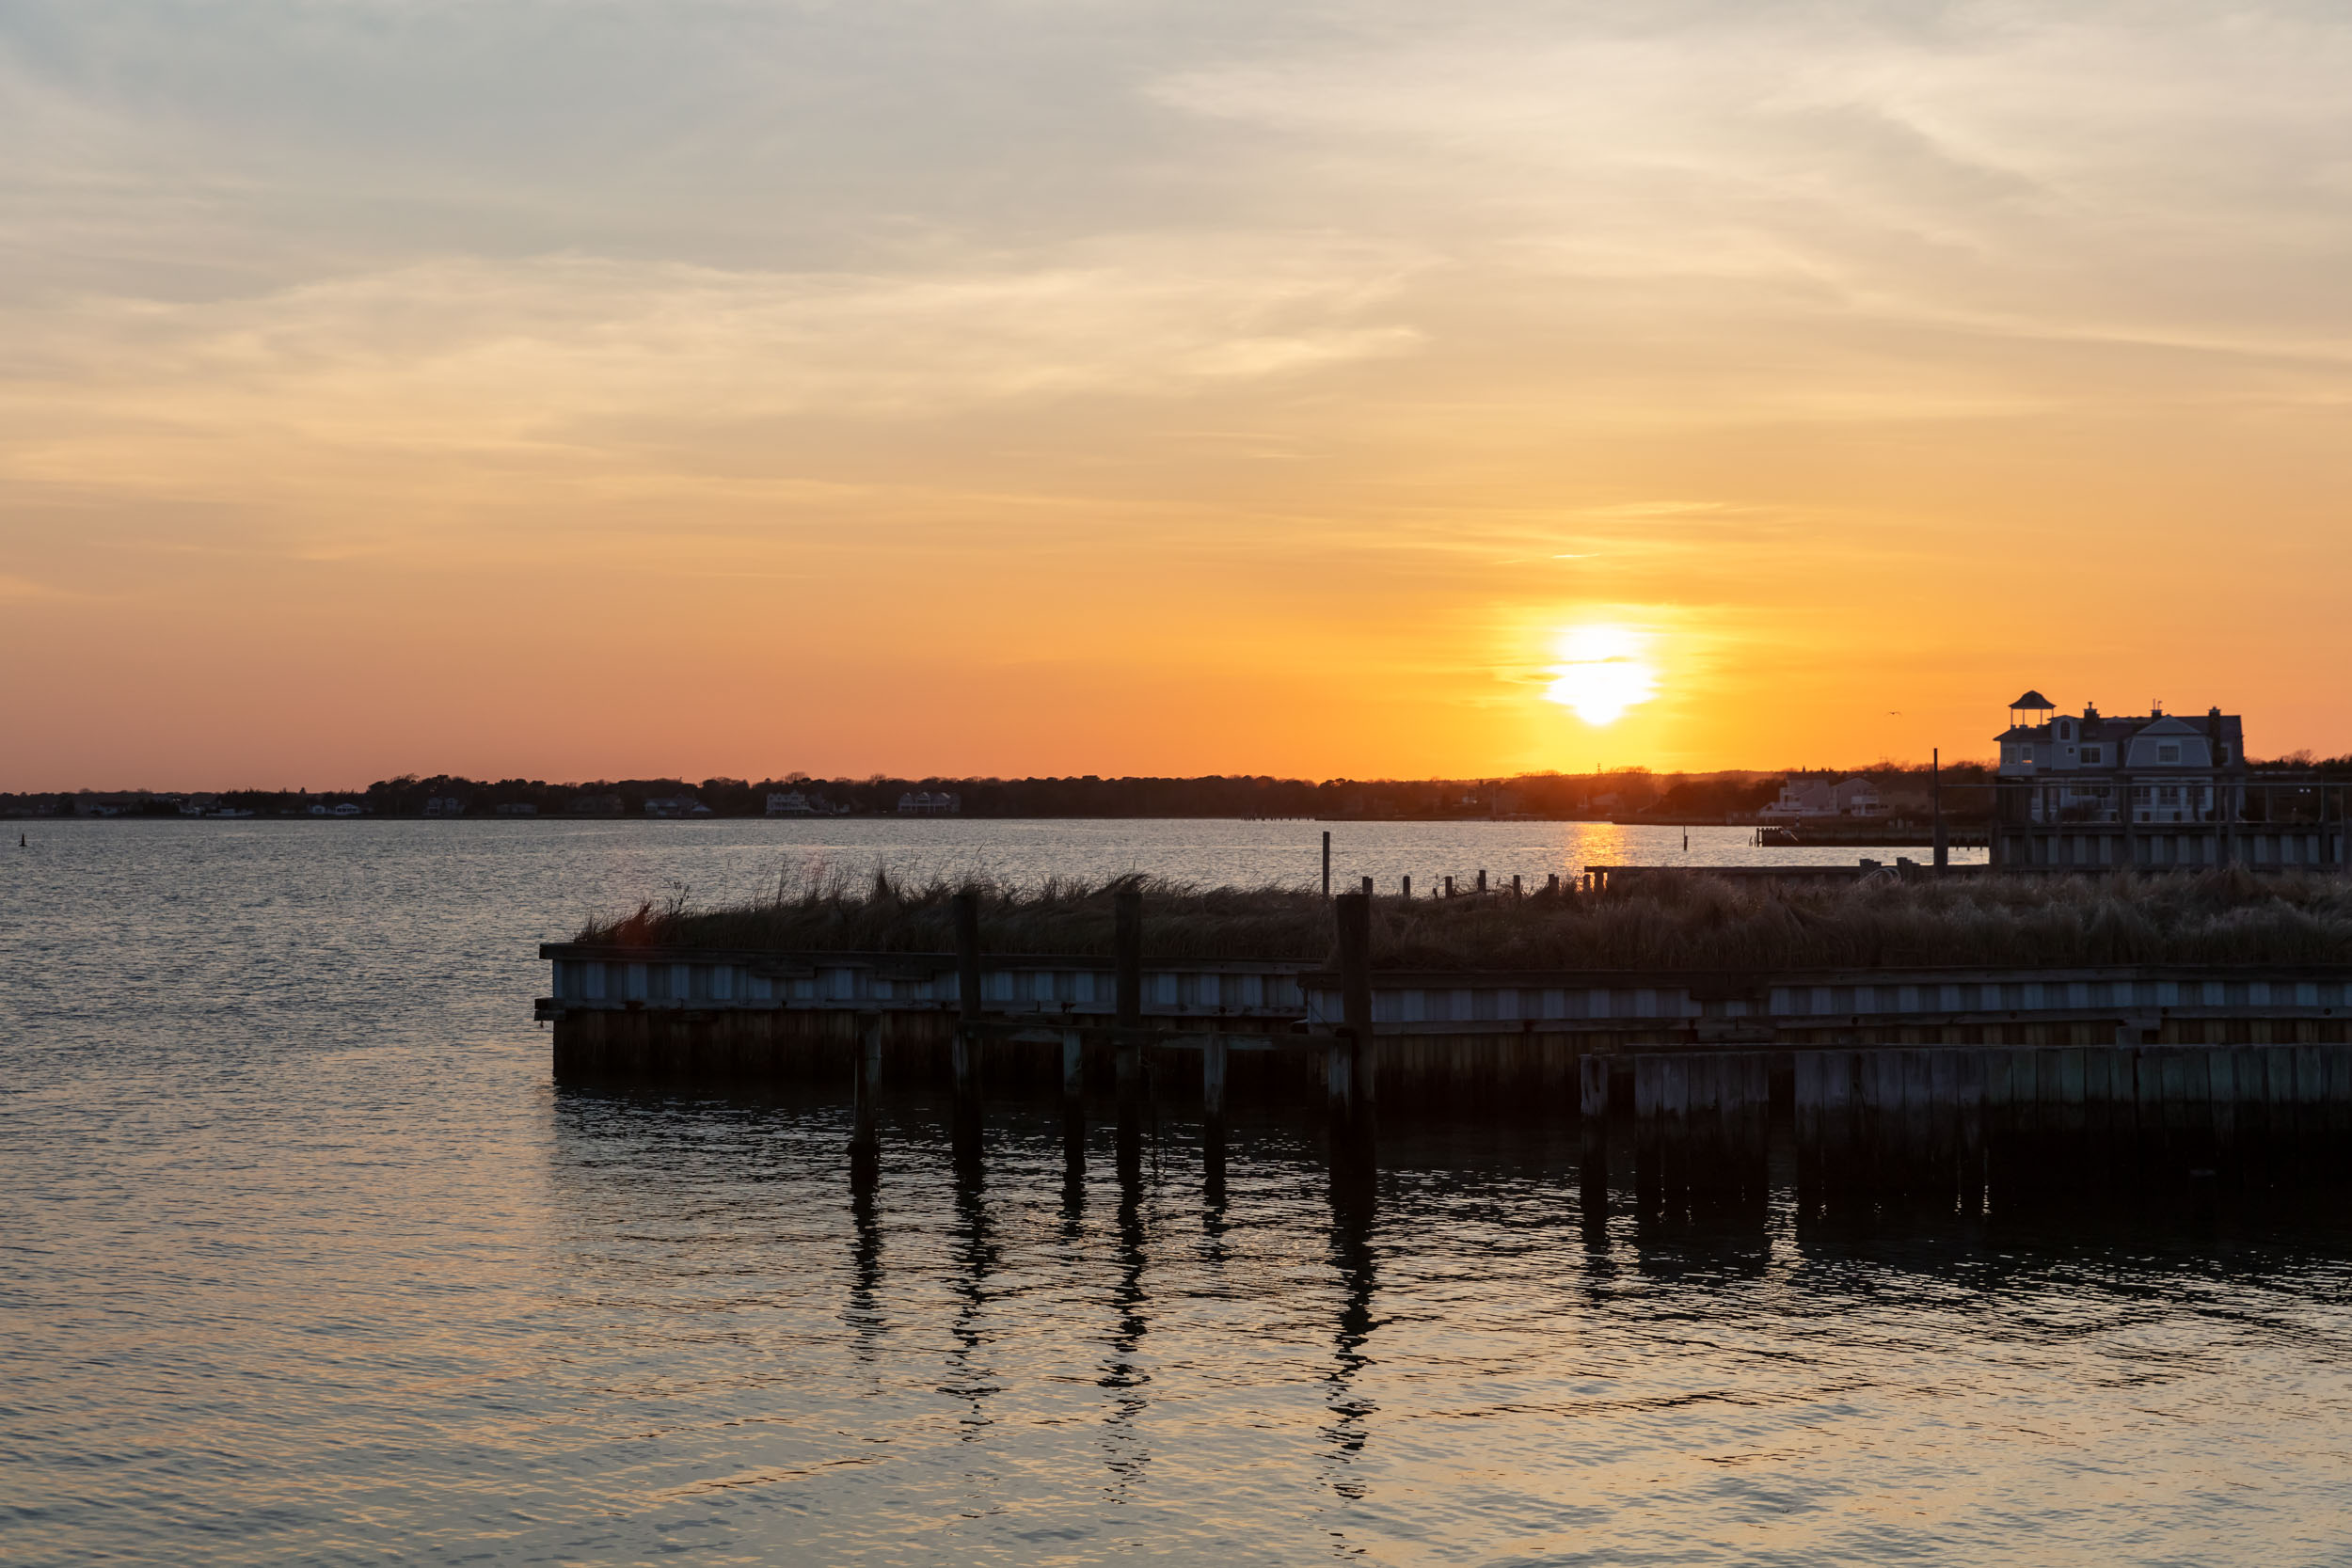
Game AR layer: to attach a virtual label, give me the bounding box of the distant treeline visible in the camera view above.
[6,764,2026,820]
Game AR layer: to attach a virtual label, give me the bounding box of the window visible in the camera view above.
[2059,721,2073,740]
[2081,746,2103,765]
[2157,743,2181,764]
[2219,743,2232,763]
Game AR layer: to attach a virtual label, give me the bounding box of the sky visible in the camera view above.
[6,0,2351,789]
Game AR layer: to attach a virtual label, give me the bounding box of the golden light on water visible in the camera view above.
[1543,625,1657,726]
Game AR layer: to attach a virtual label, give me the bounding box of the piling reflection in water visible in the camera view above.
[540,1078,2352,1563]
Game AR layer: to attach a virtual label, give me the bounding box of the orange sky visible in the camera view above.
[7,2,2351,789]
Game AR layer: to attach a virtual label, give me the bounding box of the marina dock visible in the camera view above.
[540,890,2352,1213]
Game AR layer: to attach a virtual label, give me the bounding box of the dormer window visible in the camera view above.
[2157,743,2181,764]
[2058,721,2073,741]
[2081,746,2103,765]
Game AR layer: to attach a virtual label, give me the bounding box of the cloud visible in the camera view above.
[1154,3,2352,356]
[0,240,1422,491]
[0,573,91,602]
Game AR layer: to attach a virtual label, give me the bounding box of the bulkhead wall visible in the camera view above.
[550,1007,1596,1105]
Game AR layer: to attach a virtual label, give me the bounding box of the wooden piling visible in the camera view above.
[1577,1053,1611,1235]
[1202,1035,1230,1196]
[951,892,983,1166]
[1337,891,1375,1099]
[1061,1028,1087,1179]
[1579,1053,1611,1120]
[1115,887,1145,1183]
[850,1010,882,1187]
[1329,892,1377,1170]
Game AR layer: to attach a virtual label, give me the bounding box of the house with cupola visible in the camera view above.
[1990,689,2277,870]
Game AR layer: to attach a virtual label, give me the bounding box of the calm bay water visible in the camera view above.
[5,819,2347,1567]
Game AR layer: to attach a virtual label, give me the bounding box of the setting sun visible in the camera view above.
[1544,626,1658,727]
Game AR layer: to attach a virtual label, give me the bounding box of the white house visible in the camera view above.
[897,791,961,816]
[1995,691,2243,827]
[1989,689,2278,869]
[1760,774,1882,820]
[766,791,820,816]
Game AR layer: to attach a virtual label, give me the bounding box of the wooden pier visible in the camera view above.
[538,891,2352,1204]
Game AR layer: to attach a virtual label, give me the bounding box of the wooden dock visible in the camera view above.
[537,891,2352,1205]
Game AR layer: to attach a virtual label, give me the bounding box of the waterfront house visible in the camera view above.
[1760,774,1883,821]
[424,797,466,817]
[644,796,711,818]
[766,791,821,816]
[896,791,962,816]
[1985,691,2343,870]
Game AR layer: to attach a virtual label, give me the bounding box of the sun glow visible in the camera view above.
[1543,625,1658,726]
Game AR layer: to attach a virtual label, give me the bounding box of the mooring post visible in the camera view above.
[850,1010,882,1188]
[1322,831,1331,900]
[1115,887,1145,1184]
[1512,873,1522,896]
[1445,875,1454,898]
[1401,875,1411,898]
[1476,869,1487,894]
[952,890,984,1167]
[1061,1028,1086,1179]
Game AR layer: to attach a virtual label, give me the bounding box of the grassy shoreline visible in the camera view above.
[578,868,2352,972]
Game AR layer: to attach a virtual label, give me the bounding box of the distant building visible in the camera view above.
[331,802,362,816]
[767,791,821,816]
[896,790,961,816]
[644,796,712,818]
[1761,774,1882,821]
[568,794,622,816]
[495,802,538,816]
[424,797,466,817]
[1985,689,2319,870]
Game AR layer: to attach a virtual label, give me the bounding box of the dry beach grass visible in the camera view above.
[579,866,2352,972]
